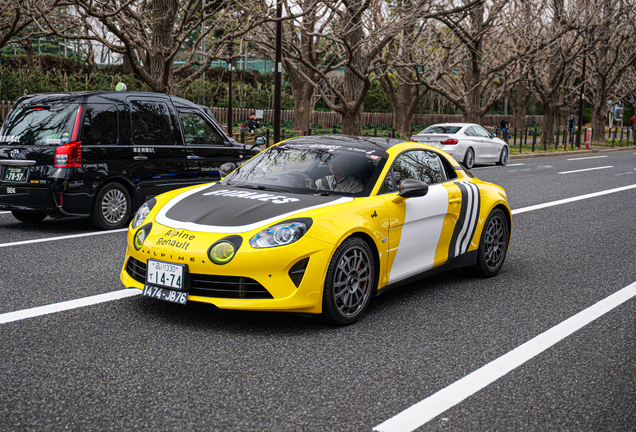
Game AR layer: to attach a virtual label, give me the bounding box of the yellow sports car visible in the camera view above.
[121,135,511,325]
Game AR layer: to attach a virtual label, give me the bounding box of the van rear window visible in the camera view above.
[0,103,80,145]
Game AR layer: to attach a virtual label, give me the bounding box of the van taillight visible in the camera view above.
[440,139,458,145]
[54,141,82,168]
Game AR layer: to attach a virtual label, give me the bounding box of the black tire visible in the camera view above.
[321,237,376,326]
[496,146,509,166]
[90,182,132,230]
[464,208,509,277]
[463,147,475,169]
[11,211,46,223]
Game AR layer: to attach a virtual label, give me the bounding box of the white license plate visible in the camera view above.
[146,259,185,290]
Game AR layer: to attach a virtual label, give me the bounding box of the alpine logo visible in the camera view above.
[448,182,481,259]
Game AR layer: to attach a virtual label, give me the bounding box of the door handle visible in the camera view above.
[134,155,148,161]
[449,196,462,204]
[187,155,200,160]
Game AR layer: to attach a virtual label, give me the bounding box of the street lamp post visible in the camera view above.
[576,55,586,149]
[273,0,282,143]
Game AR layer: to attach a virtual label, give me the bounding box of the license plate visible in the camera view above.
[146,259,185,290]
[142,285,188,305]
[3,167,27,183]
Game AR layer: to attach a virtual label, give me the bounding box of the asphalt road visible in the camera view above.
[1,148,635,431]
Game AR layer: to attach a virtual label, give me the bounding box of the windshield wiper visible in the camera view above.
[233,183,293,194]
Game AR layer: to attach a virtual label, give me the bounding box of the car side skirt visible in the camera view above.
[374,250,477,296]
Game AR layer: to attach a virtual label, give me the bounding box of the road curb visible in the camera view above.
[510,145,636,160]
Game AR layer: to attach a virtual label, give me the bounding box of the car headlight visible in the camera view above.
[249,220,311,248]
[132,198,156,229]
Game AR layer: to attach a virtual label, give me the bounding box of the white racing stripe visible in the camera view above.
[0,289,141,324]
[567,155,608,161]
[374,281,636,432]
[0,228,127,248]
[558,166,613,174]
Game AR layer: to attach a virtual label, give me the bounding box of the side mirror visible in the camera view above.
[392,179,429,203]
[219,162,237,178]
[252,135,267,149]
[490,133,496,138]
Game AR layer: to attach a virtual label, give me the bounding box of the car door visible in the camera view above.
[380,149,463,283]
[473,125,498,160]
[464,126,488,160]
[127,98,188,202]
[177,109,246,184]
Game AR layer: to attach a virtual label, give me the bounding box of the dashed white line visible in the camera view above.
[506,163,524,167]
[0,228,127,248]
[0,211,10,215]
[567,155,608,161]
[0,289,141,324]
[374,280,636,432]
[558,166,614,174]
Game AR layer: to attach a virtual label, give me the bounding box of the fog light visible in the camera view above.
[134,229,146,250]
[209,241,236,265]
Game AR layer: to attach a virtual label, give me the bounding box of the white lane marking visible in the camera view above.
[558,166,614,174]
[0,211,10,215]
[0,289,141,324]
[0,228,127,248]
[511,183,636,215]
[506,163,524,166]
[374,281,636,432]
[567,155,608,161]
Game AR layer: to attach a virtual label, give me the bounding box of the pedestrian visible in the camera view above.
[631,115,635,134]
[567,115,576,142]
[247,113,261,134]
[498,119,510,140]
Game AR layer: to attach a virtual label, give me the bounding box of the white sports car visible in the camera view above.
[411,123,509,169]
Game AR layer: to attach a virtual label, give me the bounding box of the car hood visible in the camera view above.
[154,183,353,234]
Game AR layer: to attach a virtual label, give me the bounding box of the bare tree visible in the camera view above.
[582,0,636,142]
[253,0,325,133]
[32,0,281,94]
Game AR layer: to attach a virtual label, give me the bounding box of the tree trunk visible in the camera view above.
[591,102,607,143]
[341,110,363,136]
[21,39,34,70]
[149,0,176,94]
[292,81,315,133]
[542,104,556,146]
[510,83,529,131]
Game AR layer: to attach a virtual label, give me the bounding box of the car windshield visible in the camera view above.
[223,141,388,196]
[419,126,461,135]
[0,102,80,145]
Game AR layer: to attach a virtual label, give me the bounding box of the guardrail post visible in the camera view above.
[281,129,286,140]
[374,128,377,137]
[266,129,270,147]
[532,128,536,152]
[308,128,312,136]
[525,128,529,147]
[240,130,245,144]
[612,128,616,147]
[513,128,517,149]
[333,125,337,134]
[555,129,560,150]
[620,127,624,146]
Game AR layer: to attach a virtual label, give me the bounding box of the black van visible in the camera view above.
[0,91,258,229]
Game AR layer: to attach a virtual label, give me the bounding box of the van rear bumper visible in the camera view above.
[0,183,61,214]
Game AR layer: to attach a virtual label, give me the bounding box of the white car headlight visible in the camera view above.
[132,198,156,229]
[249,220,311,248]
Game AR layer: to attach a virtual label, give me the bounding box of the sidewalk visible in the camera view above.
[510,144,636,160]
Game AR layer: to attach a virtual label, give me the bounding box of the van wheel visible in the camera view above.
[90,183,132,230]
[11,211,46,223]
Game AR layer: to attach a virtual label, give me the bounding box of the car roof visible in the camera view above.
[284,135,406,152]
[15,91,200,109]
